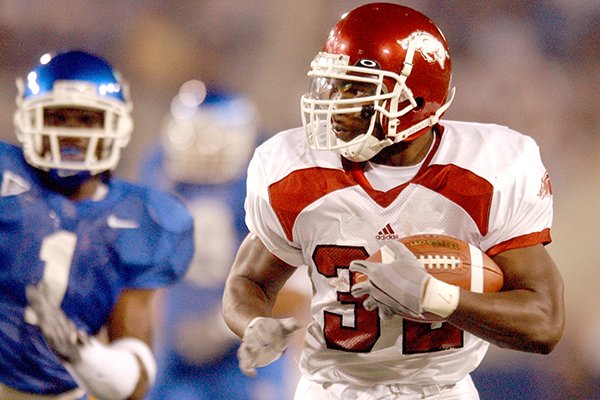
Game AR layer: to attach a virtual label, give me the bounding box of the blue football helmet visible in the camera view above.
[161,80,258,184]
[13,50,133,174]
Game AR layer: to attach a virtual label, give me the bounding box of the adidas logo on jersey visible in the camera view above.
[376,223,399,240]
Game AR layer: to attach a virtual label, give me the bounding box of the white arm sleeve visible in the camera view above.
[245,149,305,266]
[64,337,156,400]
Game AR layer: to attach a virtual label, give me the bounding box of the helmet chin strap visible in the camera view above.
[340,134,393,162]
[385,37,417,138]
[383,36,454,143]
[391,86,456,143]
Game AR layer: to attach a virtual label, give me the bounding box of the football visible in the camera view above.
[357,233,504,322]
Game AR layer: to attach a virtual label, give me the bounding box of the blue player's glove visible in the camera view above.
[25,282,88,362]
[26,283,157,400]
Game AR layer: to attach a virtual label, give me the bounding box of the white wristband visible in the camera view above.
[112,337,157,387]
[64,337,156,400]
[421,277,460,318]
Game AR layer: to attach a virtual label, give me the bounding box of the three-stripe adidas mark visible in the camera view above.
[375,223,399,240]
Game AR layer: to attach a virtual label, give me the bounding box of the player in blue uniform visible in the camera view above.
[0,50,194,400]
[140,81,300,400]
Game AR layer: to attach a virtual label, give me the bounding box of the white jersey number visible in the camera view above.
[314,245,379,352]
[24,231,77,324]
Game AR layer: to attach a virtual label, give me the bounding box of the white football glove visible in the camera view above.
[349,241,431,319]
[25,282,88,362]
[238,317,301,377]
[350,241,460,319]
[362,296,397,319]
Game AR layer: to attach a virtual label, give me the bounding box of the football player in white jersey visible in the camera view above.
[222,3,564,399]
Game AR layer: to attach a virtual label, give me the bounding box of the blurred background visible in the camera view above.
[1,0,599,398]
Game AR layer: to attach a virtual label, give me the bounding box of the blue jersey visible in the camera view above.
[141,148,291,400]
[0,141,194,395]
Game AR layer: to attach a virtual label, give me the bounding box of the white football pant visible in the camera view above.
[294,374,479,400]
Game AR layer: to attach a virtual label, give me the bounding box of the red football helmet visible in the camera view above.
[301,3,455,162]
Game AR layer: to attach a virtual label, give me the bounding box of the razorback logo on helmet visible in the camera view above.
[400,31,449,69]
[538,171,553,199]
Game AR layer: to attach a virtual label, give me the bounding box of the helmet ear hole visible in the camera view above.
[413,97,425,111]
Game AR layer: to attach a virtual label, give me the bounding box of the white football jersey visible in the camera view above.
[245,120,553,386]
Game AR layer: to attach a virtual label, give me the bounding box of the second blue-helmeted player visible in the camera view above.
[140,80,295,400]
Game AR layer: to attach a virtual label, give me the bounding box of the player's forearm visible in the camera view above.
[223,233,297,337]
[222,275,277,338]
[448,289,564,353]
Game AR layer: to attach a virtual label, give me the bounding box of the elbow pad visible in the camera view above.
[64,337,157,400]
